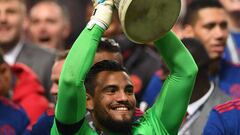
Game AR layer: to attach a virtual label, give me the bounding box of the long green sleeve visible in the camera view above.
[151,31,198,134]
[55,25,104,124]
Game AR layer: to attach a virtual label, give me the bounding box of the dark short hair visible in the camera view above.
[183,0,223,26]
[98,38,123,64]
[55,38,121,61]
[181,38,210,69]
[98,38,121,53]
[84,60,127,96]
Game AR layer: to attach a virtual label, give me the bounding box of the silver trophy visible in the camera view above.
[114,0,181,43]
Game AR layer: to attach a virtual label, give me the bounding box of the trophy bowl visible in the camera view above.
[114,0,181,44]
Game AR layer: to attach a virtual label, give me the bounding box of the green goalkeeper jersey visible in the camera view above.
[51,24,198,135]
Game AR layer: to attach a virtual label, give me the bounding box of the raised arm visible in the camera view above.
[51,0,113,134]
[151,31,198,134]
[55,26,104,124]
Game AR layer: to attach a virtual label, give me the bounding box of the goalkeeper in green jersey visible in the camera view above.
[51,0,198,134]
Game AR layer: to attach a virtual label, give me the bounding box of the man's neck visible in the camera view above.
[208,59,221,77]
[1,44,16,54]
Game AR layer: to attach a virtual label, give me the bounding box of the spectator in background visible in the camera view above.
[27,0,71,52]
[203,98,240,135]
[183,0,228,64]
[0,0,56,100]
[180,0,232,134]
[183,0,240,99]
[217,0,240,99]
[219,0,240,64]
[25,0,88,49]
[0,48,48,131]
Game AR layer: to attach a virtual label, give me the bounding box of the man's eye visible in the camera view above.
[46,18,57,24]
[30,19,40,25]
[125,86,134,94]
[6,9,18,15]
[220,22,228,29]
[204,23,215,30]
[105,86,117,93]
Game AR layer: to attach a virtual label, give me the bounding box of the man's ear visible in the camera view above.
[86,93,94,111]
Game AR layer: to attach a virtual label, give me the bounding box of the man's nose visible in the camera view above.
[214,26,228,41]
[0,12,7,23]
[115,90,128,101]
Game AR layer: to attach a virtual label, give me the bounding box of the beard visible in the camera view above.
[0,33,20,53]
[94,111,133,134]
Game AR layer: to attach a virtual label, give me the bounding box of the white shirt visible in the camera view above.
[178,81,215,135]
[187,81,214,116]
[3,42,23,65]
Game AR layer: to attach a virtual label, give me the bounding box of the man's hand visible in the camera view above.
[87,0,114,30]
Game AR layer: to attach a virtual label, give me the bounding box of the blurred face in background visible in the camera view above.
[0,0,26,50]
[50,59,64,102]
[184,7,229,59]
[28,1,70,51]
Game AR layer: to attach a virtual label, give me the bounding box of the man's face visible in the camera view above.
[0,0,25,47]
[50,59,64,102]
[28,2,69,50]
[187,8,229,59]
[219,0,240,14]
[92,71,136,132]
